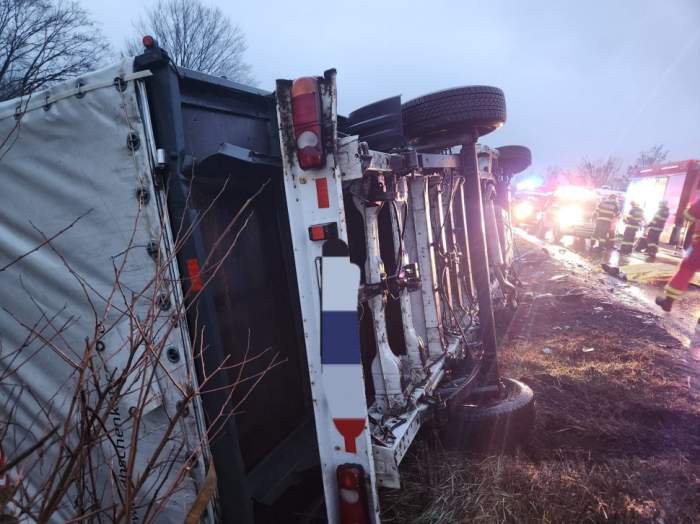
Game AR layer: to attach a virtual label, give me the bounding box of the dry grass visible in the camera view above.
[383,446,698,523]
[382,246,700,523]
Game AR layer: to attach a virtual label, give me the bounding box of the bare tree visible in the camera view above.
[0,0,106,101]
[605,145,669,191]
[628,144,669,172]
[577,156,622,188]
[542,165,573,189]
[127,0,254,84]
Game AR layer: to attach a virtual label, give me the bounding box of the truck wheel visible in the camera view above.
[402,86,506,149]
[443,377,535,452]
[497,145,532,175]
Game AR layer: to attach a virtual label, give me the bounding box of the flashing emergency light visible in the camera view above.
[514,201,535,220]
[516,176,544,191]
[554,185,597,202]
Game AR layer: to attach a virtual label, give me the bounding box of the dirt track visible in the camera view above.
[382,240,700,523]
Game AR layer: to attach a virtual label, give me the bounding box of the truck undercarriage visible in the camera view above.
[275,71,533,521]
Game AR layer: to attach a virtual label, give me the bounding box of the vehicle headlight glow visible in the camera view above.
[554,186,597,201]
[514,202,534,220]
[558,205,583,227]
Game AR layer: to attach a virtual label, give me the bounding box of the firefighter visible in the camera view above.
[619,201,644,255]
[656,198,700,312]
[592,194,619,251]
[639,201,670,261]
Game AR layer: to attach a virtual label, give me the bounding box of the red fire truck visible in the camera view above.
[624,160,700,247]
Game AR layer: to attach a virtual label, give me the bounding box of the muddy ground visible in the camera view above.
[381,239,700,523]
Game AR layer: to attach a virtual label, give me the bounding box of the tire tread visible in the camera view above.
[402,86,506,140]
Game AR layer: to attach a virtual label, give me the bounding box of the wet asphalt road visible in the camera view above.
[514,229,700,347]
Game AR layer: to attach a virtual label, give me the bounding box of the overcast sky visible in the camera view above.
[82,0,700,178]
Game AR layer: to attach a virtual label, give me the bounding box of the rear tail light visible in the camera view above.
[291,77,324,170]
[337,464,370,524]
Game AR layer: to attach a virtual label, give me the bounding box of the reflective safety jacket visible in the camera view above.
[624,205,644,227]
[596,199,619,222]
[683,199,700,242]
[648,205,670,231]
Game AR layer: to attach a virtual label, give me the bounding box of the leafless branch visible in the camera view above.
[126,0,255,84]
[0,0,107,102]
[0,209,92,272]
[0,173,276,522]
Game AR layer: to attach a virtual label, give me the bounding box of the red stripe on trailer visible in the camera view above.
[186,258,204,292]
[333,418,365,453]
[316,177,330,208]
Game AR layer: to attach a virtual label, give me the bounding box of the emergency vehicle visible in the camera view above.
[511,191,553,235]
[625,160,700,246]
[532,185,599,244]
[0,39,534,522]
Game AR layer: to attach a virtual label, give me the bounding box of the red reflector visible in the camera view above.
[310,225,325,241]
[186,258,204,292]
[291,77,324,170]
[315,177,330,208]
[308,222,338,242]
[142,35,155,48]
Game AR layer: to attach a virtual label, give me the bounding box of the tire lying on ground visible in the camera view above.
[402,86,506,150]
[442,377,535,452]
[496,145,532,175]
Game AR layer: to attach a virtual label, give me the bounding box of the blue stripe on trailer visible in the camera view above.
[321,310,361,364]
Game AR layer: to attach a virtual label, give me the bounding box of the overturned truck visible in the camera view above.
[0,40,533,523]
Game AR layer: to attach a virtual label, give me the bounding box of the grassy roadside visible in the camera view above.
[381,244,700,523]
